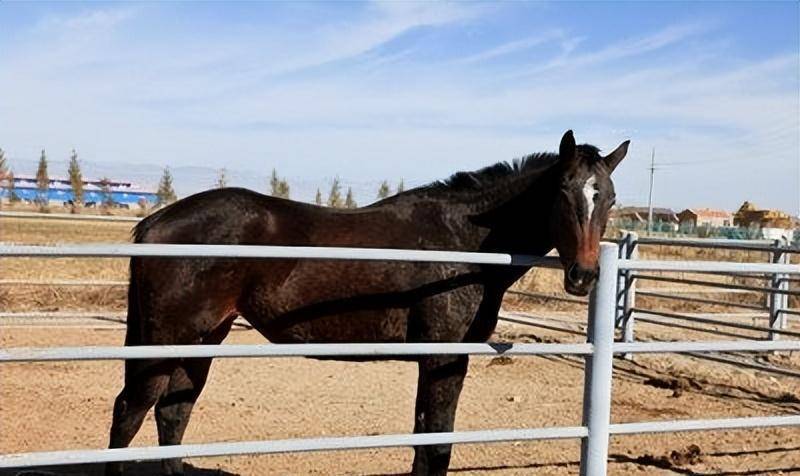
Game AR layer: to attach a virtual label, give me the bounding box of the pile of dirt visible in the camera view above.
[642,376,703,398]
[632,444,703,469]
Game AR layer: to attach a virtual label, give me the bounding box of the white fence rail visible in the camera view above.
[1,242,799,474]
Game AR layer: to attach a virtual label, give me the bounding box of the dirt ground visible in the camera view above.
[1,320,799,476]
[2,215,799,475]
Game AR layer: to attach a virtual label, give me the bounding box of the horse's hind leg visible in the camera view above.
[411,354,469,476]
[155,317,234,475]
[106,360,174,476]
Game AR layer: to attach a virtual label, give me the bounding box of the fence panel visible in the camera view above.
[1,241,799,473]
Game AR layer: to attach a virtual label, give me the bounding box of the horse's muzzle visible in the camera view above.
[564,263,599,296]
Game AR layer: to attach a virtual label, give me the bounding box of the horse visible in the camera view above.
[106,130,628,476]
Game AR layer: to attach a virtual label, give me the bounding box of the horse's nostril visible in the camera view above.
[568,264,580,283]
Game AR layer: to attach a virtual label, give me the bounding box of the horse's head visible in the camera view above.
[550,130,629,296]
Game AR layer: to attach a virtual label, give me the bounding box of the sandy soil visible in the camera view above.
[1,322,799,476]
[1,215,799,475]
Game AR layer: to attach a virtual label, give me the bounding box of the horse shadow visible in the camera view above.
[0,462,239,476]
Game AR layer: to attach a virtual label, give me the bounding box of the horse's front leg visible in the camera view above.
[411,354,469,476]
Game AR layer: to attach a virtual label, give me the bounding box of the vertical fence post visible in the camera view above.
[619,232,638,360]
[768,239,788,341]
[779,251,790,330]
[616,233,628,326]
[579,243,618,476]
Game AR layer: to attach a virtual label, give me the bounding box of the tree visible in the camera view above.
[377,180,390,199]
[327,177,343,208]
[344,187,357,209]
[156,167,177,206]
[68,149,83,207]
[0,148,7,181]
[0,148,7,208]
[99,177,114,212]
[269,169,280,195]
[7,171,19,203]
[35,149,49,209]
[216,168,227,189]
[269,168,290,199]
[277,179,290,199]
[315,188,323,206]
[396,179,405,194]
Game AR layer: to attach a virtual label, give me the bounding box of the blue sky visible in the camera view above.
[1,1,798,212]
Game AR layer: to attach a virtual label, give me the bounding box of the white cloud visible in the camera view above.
[515,21,710,77]
[0,6,797,213]
[35,7,138,32]
[452,29,566,64]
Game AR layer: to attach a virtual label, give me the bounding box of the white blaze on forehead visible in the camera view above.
[582,175,598,222]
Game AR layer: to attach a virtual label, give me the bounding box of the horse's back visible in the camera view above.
[128,187,486,345]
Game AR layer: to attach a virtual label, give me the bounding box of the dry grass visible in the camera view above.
[1,200,146,217]
[0,216,796,313]
[1,218,132,311]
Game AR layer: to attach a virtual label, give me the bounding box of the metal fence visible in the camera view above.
[1,242,799,475]
[616,232,798,351]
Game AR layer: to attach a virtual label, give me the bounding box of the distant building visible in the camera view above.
[734,201,794,228]
[0,175,157,208]
[734,201,797,242]
[610,206,679,231]
[677,208,732,229]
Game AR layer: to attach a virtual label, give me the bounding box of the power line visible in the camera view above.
[646,148,655,234]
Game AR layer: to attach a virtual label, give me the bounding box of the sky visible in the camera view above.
[1,1,798,212]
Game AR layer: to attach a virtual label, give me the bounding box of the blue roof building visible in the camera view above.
[1,175,158,207]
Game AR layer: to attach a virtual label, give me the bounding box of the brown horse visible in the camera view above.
[106,130,628,476]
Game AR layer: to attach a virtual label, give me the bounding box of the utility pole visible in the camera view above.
[646,148,655,234]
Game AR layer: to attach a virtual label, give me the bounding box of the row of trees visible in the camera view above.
[0,148,178,211]
[213,167,405,209]
[0,148,402,212]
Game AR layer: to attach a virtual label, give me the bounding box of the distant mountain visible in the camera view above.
[6,157,420,206]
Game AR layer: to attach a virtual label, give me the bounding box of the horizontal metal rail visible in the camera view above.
[609,415,800,435]
[0,210,141,222]
[2,414,798,469]
[634,316,757,340]
[4,339,800,363]
[506,289,589,305]
[779,308,800,317]
[0,426,589,468]
[635,290,766,311]
[635,236,775,247]
[498,314,586,336]
[633,237,797,254]
[632,309,800,338]
[685,352,800,379]
[0,244,561,268]
[633,274,800,297]
[620,259,800,274]
[636,288,757,294]
[0,342,594,362]
[615,339,800,354]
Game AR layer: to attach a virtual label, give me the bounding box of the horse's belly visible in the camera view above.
[263,308,410,343]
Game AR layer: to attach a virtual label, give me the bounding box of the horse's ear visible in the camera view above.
[559,130,576,165]
[603,140,630,172]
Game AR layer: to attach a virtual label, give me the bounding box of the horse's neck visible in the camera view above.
[472,172,558,256]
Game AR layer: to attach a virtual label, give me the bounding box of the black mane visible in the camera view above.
[433,152,558,192]
[415,144,602,195]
